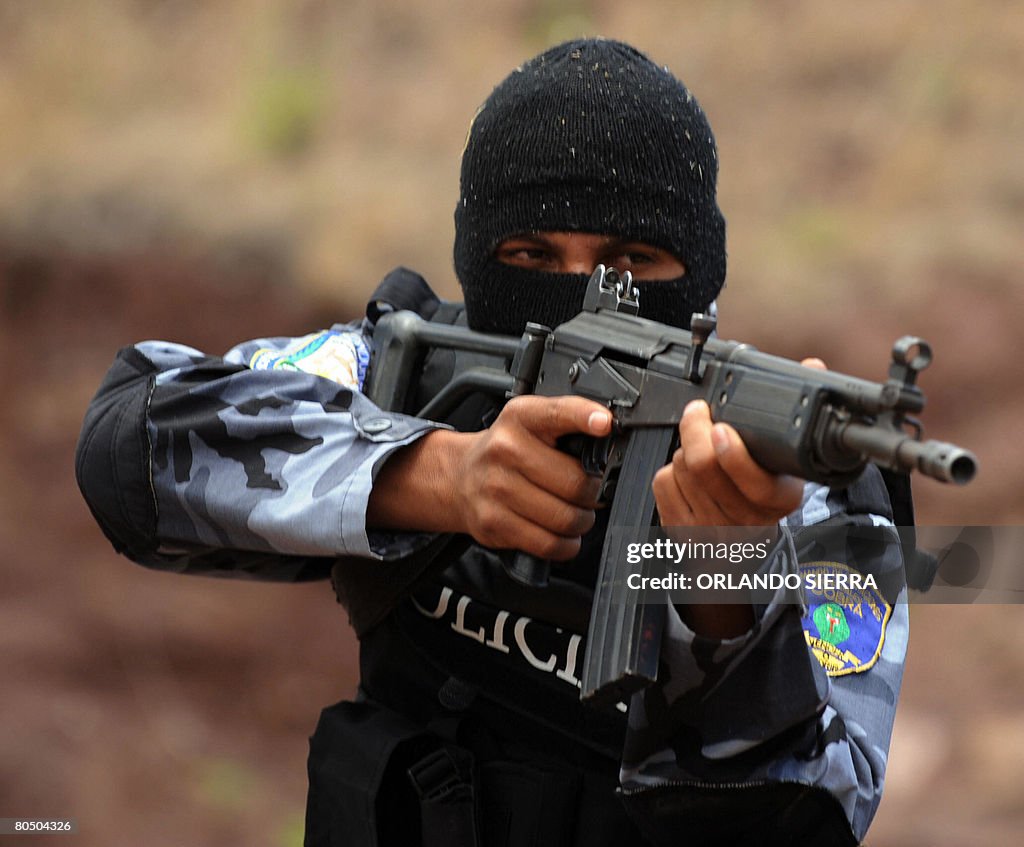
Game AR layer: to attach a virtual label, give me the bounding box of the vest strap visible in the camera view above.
[407,748,479,847]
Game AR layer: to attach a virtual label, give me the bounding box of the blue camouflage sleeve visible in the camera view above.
[618,467,906,844]
[75,325,447,576]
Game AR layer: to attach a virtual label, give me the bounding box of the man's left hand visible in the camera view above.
[652,399,805,528]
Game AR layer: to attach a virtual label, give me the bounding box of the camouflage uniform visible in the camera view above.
[77,319,906,846]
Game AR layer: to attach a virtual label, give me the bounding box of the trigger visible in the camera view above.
[580,435,613,476]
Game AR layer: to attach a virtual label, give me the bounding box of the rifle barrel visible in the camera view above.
[838,421,977,485]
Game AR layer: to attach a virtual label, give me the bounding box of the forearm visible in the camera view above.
[621,471,907,843]
[367,429,467,534]
[674,524,781,638]
[627,528,824,763]
[675,603,755,639]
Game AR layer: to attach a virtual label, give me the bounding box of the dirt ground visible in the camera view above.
[2,2,1023,845]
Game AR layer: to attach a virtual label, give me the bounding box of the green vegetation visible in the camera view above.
[243,68,326,159]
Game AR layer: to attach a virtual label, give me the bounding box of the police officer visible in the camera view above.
[77,39,906,846]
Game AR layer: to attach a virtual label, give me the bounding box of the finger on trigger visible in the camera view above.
[535,396,611,441]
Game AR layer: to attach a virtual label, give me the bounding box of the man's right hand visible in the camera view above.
[367,396,612,560]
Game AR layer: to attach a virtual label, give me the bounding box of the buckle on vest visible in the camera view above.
[407,748,468,802]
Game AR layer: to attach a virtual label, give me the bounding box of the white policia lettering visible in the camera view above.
[410,587,625,710]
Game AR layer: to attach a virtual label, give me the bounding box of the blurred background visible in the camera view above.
[1,1,1022,844]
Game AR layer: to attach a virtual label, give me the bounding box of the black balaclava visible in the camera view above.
[454,38,727,336]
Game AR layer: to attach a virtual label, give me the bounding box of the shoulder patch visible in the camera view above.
[249,331,370,390]
[800,561,892,677]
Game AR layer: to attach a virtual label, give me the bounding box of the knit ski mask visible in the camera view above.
[454,39,727,336]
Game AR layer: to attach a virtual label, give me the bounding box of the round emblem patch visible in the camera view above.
[800,562,892,677]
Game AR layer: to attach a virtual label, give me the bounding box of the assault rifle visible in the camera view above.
[364,266,976,705]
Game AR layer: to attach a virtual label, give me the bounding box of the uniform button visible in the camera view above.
[362,418,393,434]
